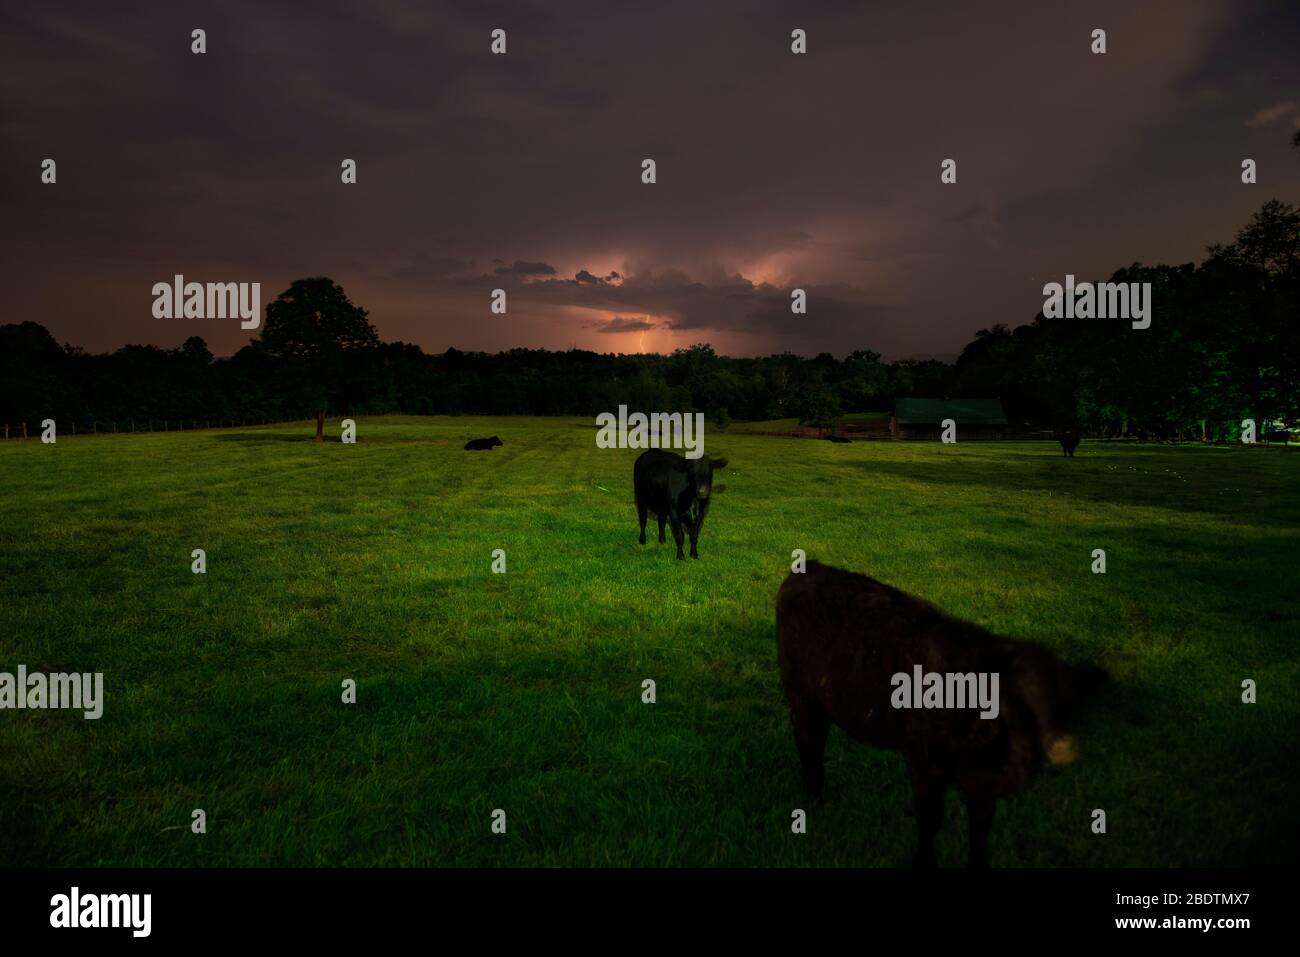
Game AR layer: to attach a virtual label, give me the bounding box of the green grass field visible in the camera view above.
[1,416,1297,867]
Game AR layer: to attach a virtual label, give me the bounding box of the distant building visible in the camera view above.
[891,398,1008,440]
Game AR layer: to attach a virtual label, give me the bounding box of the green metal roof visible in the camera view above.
[895,398,1007,425]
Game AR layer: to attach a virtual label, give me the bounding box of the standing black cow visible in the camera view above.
[633,449,727,559]
[1056,429,1080,457]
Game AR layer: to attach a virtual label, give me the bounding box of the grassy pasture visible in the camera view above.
[0,416,1296,866]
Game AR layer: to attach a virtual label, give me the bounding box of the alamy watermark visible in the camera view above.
[1042,273,1151,330]
[0,666,103,719]
[152,275,261,329]
[50,887,150,937]
[596,404,705,459]
[890,665,999,719]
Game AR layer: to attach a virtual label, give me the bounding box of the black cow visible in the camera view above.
[776,561,1106,867]
[1056,429,1080,457]
[826,435,852,443]
[633,449,727,559]
[464,436,503,450]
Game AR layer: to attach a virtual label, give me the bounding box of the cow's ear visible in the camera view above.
[711,457,728,470]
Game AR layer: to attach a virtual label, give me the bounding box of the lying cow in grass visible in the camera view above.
[464,436,502,450]
[633,449,727,559]
[775,561,1106,867]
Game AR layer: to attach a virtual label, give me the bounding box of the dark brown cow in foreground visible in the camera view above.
[776,561,1106,867]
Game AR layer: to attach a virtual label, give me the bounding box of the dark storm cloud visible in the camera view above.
[572,268,623,285]
[1,0,1298,358]
[468,261,901,348]
[589,316,656,333]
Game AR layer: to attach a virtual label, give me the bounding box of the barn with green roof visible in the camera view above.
[891,398,1008,440]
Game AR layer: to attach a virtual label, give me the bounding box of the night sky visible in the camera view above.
[3,0,1298,360]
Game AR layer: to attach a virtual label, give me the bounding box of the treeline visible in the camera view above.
[950,200,1298,439]
[1,201,1296,439]
[0,324,948,430]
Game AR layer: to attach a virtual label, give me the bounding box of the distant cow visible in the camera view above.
[826,435,852,443]
[1056,429,1080,457]
[633,449,727,559]
[464,436,503,450]
[776,561,1106,867]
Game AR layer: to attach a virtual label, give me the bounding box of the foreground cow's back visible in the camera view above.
[776,562,1039,788]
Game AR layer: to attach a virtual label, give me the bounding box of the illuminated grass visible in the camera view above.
[1,417,1295,866]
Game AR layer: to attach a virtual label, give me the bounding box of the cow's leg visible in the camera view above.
[669,516,686,559]
[909,763,946,868]
[964,792,995,868]
[657,513,667,544]
[637,500,648,545]
[788,693,831,798]
[688,521,700,559]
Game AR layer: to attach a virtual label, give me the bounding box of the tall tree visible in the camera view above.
[1205,200,1300,428]
[258,278,379,441]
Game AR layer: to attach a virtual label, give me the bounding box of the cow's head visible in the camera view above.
[688,456,727,499]
[1008,645,1107,766]
[489,436,503,447]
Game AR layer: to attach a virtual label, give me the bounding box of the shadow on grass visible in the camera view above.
[4,621,1295,868]
[841,454,1296,522]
